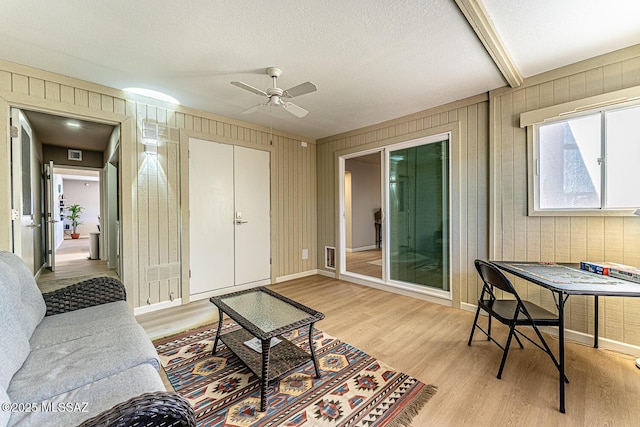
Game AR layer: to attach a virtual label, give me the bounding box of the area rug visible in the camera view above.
[154,321,437,427]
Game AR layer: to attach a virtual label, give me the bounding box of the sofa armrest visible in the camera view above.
[77,391,195,427]
[43,277,127,316]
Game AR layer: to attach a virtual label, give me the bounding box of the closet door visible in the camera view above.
[234,146,271,286]
[189,139,271,299]
[189,138,235,296]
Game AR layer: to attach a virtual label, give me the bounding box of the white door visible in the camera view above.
[10,109,37,274]
[234,146,271,285]
[189,138,235,295]
[189,138,271,299]
[44,161,56,271]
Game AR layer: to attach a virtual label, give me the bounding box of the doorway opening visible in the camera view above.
[52,167,101,263]
[344,152,383,280]
[9,108,120,289]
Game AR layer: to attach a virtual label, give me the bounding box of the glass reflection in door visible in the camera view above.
[388,139,449,290]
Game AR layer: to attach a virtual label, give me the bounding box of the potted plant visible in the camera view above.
[66,204,84,239]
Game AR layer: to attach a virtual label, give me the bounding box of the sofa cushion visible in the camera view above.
[7,323,160,403]
[29,301,137,350]
[0,387,11,427]
[0,263,32,390]
[0,318,30,392]
[8,363,166,427]
[0,251,46,337]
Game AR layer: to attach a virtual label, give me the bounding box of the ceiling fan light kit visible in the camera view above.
[231,67,317,118]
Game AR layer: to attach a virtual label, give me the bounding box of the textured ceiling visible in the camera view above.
[2,0,640,141]
[483,0,640,77]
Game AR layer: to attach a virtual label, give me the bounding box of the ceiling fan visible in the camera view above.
[231,67,317,118]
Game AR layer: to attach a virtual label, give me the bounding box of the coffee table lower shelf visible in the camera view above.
[219,328,313,381]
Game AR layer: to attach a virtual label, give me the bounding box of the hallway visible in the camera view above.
[37,237,118,293]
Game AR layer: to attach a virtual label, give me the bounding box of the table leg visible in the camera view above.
[594,296,599,348]
[212,308,224,355]
[558,292,566,414]
[309,323,321,378]
[260,339,271,412]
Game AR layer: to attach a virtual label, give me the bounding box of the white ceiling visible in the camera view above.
[2,0,640,140]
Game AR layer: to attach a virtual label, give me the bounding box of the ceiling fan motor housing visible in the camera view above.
[266,67,282,78]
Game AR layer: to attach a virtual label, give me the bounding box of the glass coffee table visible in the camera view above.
[209,287,325,411]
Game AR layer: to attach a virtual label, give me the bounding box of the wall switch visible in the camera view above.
[302,248,309,260]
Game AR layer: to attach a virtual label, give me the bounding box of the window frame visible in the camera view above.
[526,98,640,216]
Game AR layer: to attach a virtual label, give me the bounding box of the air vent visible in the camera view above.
[68,149,82,161]
[325,246,336,270]
[142,119,179,143]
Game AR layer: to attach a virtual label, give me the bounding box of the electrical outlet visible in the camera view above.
[302,249,309,260]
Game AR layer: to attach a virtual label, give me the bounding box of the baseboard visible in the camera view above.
[275,270,319,283]
[460,302,478,313]
[347,245,378,253]
[463,302,640,357]
[339,273,452,307]
[540,326,640,358]
[317,269,336,278]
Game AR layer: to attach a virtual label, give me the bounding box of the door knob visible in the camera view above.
[235,220,249,225]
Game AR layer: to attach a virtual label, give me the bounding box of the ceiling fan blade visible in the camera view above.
[231,81,268,97]
[282,102,309,118]
[241,103,265,115]
[282,81,317,98]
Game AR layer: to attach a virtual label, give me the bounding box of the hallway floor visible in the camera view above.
[37,237,118,293]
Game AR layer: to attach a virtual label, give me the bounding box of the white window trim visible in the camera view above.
[521,85,640,217]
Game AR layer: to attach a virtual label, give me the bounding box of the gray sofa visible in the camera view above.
[0,251,194,427]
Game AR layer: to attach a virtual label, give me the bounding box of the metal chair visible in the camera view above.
[468,259,568,382]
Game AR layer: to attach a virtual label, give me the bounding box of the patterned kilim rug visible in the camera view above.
[154,321,437,427]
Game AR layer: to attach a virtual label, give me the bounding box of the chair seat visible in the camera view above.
[479,299,558,326]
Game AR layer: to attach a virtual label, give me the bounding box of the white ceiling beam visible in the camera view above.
[455,0,523,88]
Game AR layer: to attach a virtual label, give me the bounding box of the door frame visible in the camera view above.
[10,108,38,273]
[180,129,276,303]
[334,123,462,308]
[0,93,132,298]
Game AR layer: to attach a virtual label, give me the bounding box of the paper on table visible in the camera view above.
[244,337,282,353]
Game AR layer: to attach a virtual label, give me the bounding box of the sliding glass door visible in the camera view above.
[387,136,449,291]
[339,132,450,295]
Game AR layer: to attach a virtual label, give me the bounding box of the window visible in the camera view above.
[533,103,640,212]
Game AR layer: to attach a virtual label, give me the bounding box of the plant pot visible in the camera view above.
[71,233,80,239]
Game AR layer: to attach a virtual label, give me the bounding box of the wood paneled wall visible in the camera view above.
[0,60,317,310]
[316,94,490,307]
[490,45,640,345]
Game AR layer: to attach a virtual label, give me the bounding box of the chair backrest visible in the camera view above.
[474,259,519,299]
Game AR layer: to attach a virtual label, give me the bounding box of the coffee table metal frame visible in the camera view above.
[209,286,325,411]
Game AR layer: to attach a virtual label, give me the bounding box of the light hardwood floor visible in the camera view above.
[138,275,640,427]
[345,248,382,279]
[37,238,118,293]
